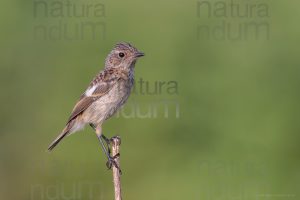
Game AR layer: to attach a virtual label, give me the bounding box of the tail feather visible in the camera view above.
[47,131,68,151]
[48,122,73,151]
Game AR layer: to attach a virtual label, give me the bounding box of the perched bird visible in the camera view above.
[48,42,144,170]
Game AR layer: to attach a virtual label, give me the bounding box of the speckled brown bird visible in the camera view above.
[48,42,144,169]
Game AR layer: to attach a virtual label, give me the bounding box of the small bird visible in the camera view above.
[48,42,144,170]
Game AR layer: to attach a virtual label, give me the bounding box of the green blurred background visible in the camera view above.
[1,0,300,199]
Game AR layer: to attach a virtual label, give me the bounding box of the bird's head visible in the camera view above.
[105,42,144,69]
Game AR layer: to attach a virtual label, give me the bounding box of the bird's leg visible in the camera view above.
[100,134,112,154]
[94,124,121,174]
[90,124,111,154]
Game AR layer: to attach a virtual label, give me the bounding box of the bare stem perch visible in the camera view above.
[111,136,122,200]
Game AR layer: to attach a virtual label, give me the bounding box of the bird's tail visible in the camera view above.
[48,122,73,151]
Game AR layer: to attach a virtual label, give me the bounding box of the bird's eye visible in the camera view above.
[118,52,125,58]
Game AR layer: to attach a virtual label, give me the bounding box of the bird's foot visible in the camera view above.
[106,153,122,174]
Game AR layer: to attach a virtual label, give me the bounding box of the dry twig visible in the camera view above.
[111,136,122,200]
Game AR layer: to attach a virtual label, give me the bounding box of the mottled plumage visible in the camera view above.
[48,42,144,151]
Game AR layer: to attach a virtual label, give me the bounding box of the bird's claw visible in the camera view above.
[106,153,122,174]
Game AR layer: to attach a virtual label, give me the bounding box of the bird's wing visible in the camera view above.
[66,73,120,124]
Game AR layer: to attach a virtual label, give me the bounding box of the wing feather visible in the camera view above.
[66,74,120,124]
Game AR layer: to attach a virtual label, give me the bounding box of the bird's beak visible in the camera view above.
[135,51,145,58]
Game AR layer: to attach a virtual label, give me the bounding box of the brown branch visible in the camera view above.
[111,136,122,200]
